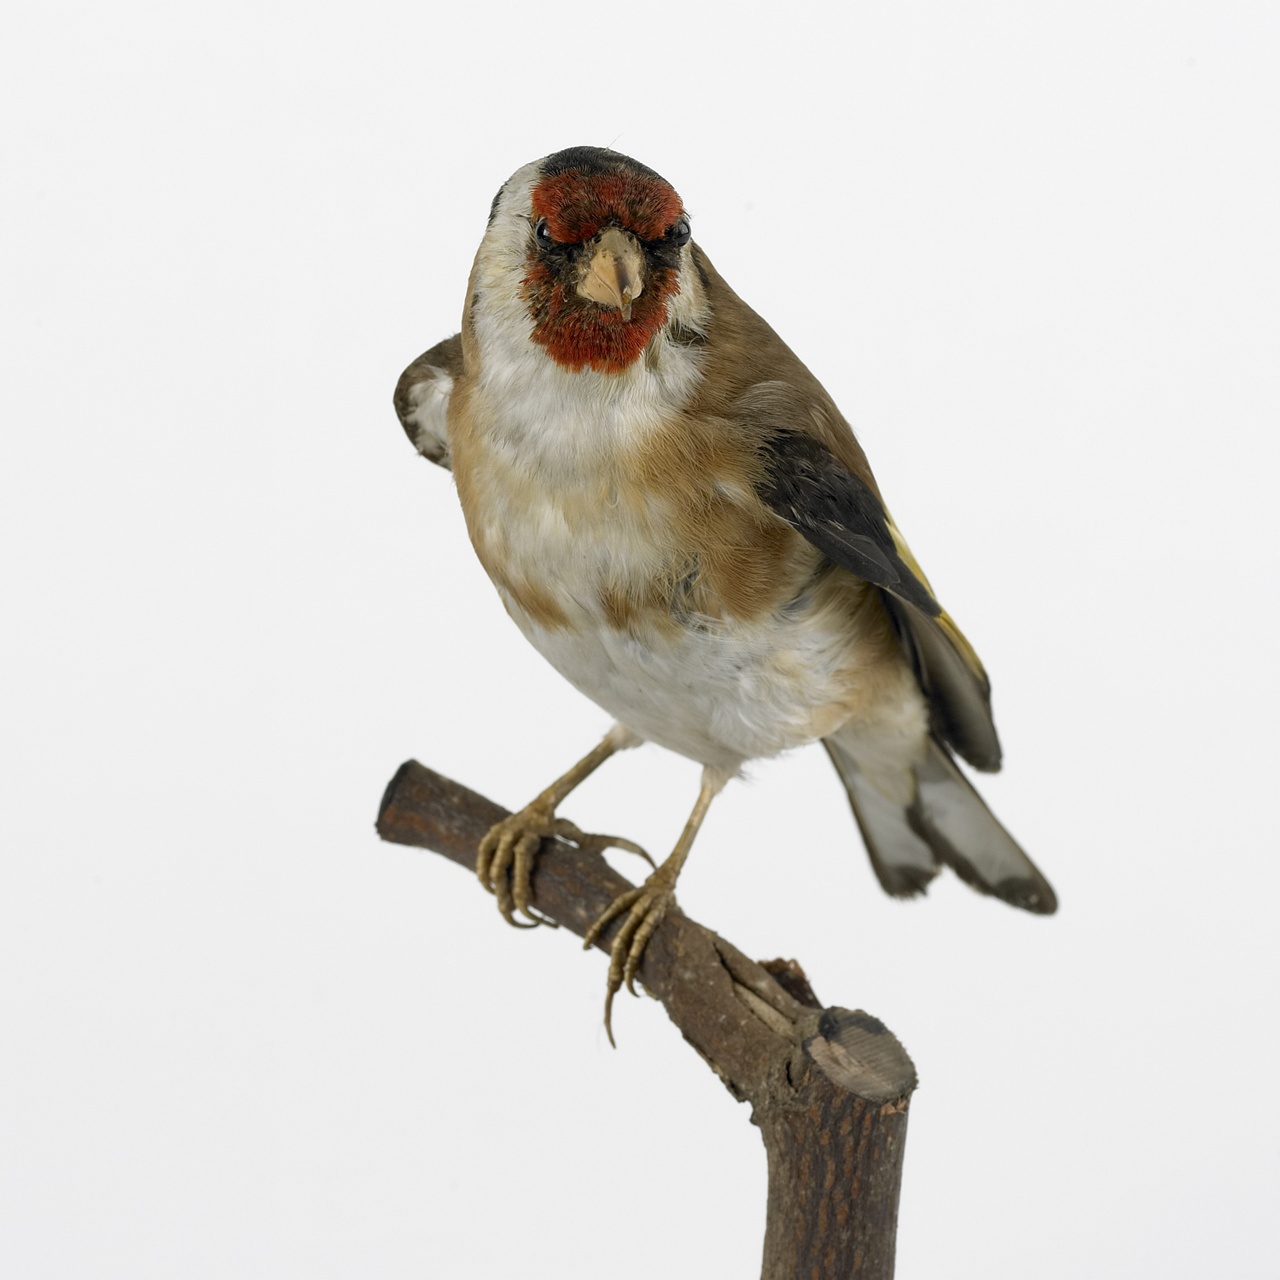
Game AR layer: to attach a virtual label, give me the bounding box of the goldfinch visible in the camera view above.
[395,147,1055,1037]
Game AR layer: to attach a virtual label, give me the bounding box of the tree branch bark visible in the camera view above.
[376,760,918,1280]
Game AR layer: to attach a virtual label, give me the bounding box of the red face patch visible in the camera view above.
[522,261,678,373]
[523,170,685,374]
[530,171,683,244]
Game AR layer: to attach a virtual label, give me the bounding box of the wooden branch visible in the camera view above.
[377,760,918,1280]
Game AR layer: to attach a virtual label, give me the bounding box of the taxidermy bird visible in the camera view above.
[395,146,1055,1037]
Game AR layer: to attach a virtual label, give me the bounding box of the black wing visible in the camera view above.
[755,426,1003,772]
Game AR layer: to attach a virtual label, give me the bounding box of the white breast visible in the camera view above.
[461,331,834,770]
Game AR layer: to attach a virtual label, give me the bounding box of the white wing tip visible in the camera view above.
[402,366,453,466]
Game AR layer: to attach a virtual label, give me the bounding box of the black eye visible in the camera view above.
[533,218,554,248]
[669,217,691,247]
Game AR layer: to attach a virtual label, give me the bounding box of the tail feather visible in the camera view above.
[825,736,1057,915]
[911,740,1057,913]
[823,740,939,898]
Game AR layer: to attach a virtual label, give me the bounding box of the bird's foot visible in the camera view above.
[477,804,652,927]
[582,864,681,1045]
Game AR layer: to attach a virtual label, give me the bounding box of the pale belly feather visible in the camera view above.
[504,592,865,772]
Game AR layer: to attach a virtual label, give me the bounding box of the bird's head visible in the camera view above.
[475,147,701,375]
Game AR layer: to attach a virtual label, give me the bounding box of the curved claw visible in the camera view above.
[584,876,676,1047]
[603,984,620,1048]
[551,819,655,871]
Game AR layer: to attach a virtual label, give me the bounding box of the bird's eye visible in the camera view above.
[669,217,692,247]
[533,218,554,247]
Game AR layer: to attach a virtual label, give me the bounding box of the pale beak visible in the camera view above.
[576,226,645,321]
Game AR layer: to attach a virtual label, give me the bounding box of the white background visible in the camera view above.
[3,4,1278,1276]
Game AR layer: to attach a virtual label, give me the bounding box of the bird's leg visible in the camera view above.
[583,765,731,1044]
[477,724,649,928]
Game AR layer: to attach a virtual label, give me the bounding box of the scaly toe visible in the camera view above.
[475,810,553,928]
[582,885,643,951]
[622,896,670,994]
[511,831,558,928]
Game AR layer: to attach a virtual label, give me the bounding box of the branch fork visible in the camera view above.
[377,760,917,1280]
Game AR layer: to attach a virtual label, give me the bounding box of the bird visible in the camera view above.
[394,145,1055,1039]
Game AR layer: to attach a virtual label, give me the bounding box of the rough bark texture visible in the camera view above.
[377,760,917,1280]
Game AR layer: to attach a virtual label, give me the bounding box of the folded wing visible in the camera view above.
[754,421,1002,773]
[394,334,462,470]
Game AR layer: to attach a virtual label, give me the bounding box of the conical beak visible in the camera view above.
[576,226,645,321]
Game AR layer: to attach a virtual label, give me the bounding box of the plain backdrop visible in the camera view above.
[3,4,1278,1277]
